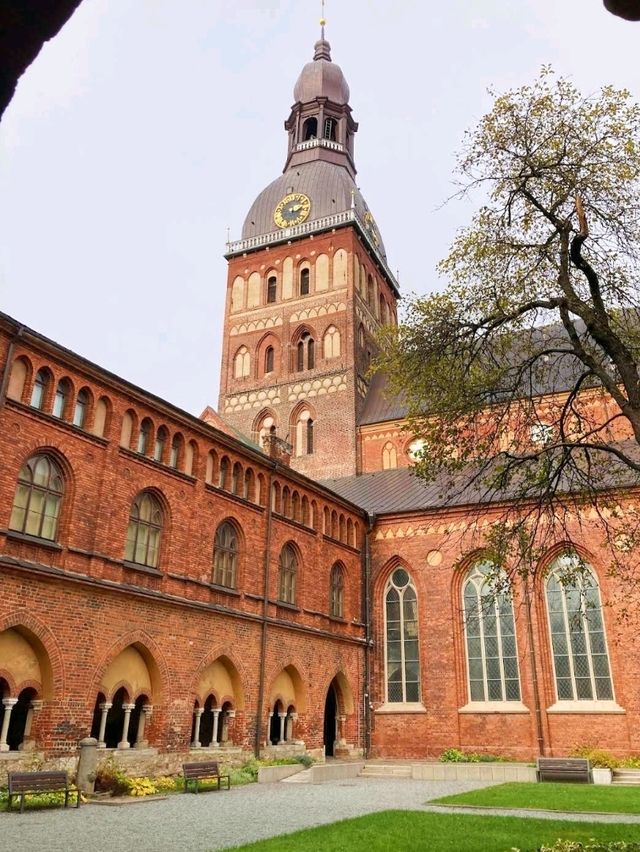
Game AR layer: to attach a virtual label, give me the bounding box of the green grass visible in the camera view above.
[432,782,640,814]
[225,811,640,851]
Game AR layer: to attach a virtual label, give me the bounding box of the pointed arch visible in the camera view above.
[7,355,32,403]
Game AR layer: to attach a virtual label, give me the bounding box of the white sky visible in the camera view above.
[1,1,638,415]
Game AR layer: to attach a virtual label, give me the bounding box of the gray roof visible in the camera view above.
[293,39,350,105]
[320,467,485,515]
[241,160,387,259]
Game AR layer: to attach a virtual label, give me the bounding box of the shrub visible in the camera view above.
[294,754,314,769]
[571,746,620,769]
[439,748,508,763]
[94,760,130,796]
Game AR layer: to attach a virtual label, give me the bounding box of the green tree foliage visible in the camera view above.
[377,69,640,575]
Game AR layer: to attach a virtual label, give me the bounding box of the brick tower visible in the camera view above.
[219,26,399,480]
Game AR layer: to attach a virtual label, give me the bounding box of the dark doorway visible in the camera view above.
[104,686,127,748]
[323,683,337,757]
[269,700,282,745]
[7,687,36,751]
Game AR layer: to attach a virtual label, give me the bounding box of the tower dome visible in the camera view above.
[293,38,350,105]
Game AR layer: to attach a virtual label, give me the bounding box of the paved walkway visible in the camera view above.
[2,777,639,852]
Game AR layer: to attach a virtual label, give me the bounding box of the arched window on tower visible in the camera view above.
[267,276,277,304]
[234,347,250,379]
[300,267,310,296]
[294,408,315,457]
[295,333,315,372]
[265,346,275,374]
[323,326,341,359]
[385,568,420,703]
[323,117,337,141]
[256,413,277,450]
[303,117,318,140]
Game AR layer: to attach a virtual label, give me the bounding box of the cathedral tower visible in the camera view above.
[219,27,398,479]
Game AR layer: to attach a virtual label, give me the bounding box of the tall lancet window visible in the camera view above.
[384,568,420,703]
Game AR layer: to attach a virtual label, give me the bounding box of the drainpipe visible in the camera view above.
[523,576,545,757]
[0,324,25,407]
[254,464,275,758]
[363,512,375,759]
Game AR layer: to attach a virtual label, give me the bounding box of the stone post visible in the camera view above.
[191,707,204,748]
[211,709,220,747]
[278,712,287,744]
[134,704,152,749]
[77,737,98,794]
[97,701,112,748]
[0,698,17,752]
[337,714,346,745]
[118,703,135,749]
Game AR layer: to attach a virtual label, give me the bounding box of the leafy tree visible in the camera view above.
[377,69,640,582]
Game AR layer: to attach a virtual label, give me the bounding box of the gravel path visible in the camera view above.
[1,778,638,852]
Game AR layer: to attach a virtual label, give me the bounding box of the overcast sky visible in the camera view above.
[1,1,638,416]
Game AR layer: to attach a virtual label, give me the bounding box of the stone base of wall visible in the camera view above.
[410,762,537,782]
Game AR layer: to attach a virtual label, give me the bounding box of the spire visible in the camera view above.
[314,0,331,61]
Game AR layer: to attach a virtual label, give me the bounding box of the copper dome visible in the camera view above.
[293,38,350,105]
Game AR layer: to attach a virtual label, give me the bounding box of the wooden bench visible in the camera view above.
[182,760,231,793]
[536,757,592,783]
[7,770,81,813]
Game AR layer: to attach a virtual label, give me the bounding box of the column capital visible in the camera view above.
[211,707,221,716]
[99,701,113,711]
[2,698,18,708]
[194,707,205,717]
[226,709,236,718]
[278,711,287,719]
[142,704,153,715]
[30,700,44,712]
[122,703,135,711]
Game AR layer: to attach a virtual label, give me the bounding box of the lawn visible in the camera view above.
[432,782,640,814]
[226,810,640,852]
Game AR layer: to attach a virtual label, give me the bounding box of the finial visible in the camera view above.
[314,0,331,61]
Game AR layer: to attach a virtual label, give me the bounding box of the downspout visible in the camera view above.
[254,464,275,758]
[523,576,545,756]
[363,512,375,759]
[0,324,25,407]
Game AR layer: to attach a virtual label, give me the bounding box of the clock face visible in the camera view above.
[273,193,311,228]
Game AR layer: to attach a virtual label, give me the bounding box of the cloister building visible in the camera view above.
[1,29,639,776]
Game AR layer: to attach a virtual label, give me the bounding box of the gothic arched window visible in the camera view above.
[73,388,90,428]
[382,442,397,470]
[323,326,341,359]
[53,378,70,419]
[300,267,310,296]
[294,409,314,457]
[265,346,275,374]
[267,276,277,304]
[278,544,297,605]
[545,555,614,702]
[385,568,420,703]
[10,454,64,540]
[330,563,344,619]
[124,492,163,568]
[213,521,238,588]
[30,368,48,410]
[234,346,250,379]
[462,561,521,703]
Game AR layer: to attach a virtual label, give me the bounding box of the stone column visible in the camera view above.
[286,712,297,743]
[118,703,135,749]
[191,707,204,749]
[267,712,273,746]
[76,737,98,794]
[211,709,220,747]
[134,705,152,749]
[337,714,346,745]
[224,709,236,746]
[19,699,43,752]
[0,698,17,752]
[278,712,287,744]
[97,702,112,748]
